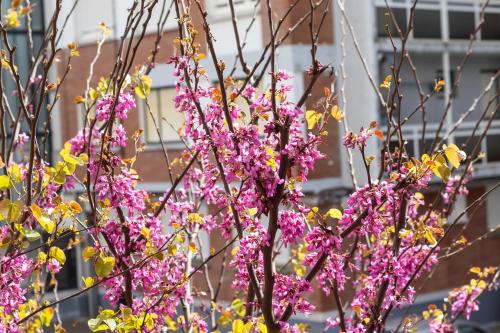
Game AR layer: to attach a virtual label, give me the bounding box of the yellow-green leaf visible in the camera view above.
[425,229,437,246]
[305,110,322,130]
[82,276,95,288]
[8,163,22,183]
[232,319,247,333]
[444,143,464,169]
[0,175,11,190]
[83,247,96,262]
[31,204,55,234]
[25,229,41,242]
[135,75,152,99]
[330,105,343,122]
[95,254,115,277]
[325,208,342,219]
[380,75,392,90]
[39,307,54,327]
[49,246,67,265]
[230,298,246,318]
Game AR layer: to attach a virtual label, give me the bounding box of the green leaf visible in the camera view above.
[25,229,41,242]
[102,319,116,331]
[88,318,107,332]
[95,254,115,277]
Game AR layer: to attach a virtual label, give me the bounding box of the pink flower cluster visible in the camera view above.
[0,254,33,315]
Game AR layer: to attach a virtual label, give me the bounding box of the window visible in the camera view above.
[41,233,78,291]
[449,11,475,39]
[413,10,441,39]
[480,70,500,119]
[434,69,456,98]
[74,0,114,44]
[375,1,500,41]
[376,7,407,37]
[486,135,500,162]
[77,104,96,130]
[143,87,185,144]
[1,0,48,159]
[208,0,260,19]
[482,13,500,40]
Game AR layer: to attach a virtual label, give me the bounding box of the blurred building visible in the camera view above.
[38,0,500,329]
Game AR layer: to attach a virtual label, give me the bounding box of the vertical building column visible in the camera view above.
[337,0,379,187]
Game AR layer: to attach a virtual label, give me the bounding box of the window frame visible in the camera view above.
[139,86,186,150]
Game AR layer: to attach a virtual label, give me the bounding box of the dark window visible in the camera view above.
[482,13,500,40]
[481,70,500,119]
[455,136,481,162]
[487,135,500,162]
[389,139,415,158]
[0,0,50,161]
[449,11,475,39]
[377,7,407,37]
[43,233,78,291]
[414,10,441,39]
[433,69,456,98]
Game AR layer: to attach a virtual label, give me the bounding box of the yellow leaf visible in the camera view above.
[98,22,111,37]
[135,75,152,99]
[31,204,55,233]
[0,175,11,190]
[6,10,20,28]
[353,305,362,316]
[470,267,482,275]
[380,75,392,90]
[188,212,203,224]
[194,53,205,61]
[325,208,342,219]
[422,310,430,320]
[74,95,85,104]
[398,229,411,238]
[49,246,67,265]
[305,110,322,130]
[69,201,82,213]
[230,298,246,318]
[247,208,258,217]
[8,163,22,183]
[82,247,96,262]
[425,229,437,246]
[39,307,54,327]
[444,143,464,169]
[257,323,268,333]
[189,241,197,253]
[330,105,343,122]
[232,319,246,333]
[434,79,445,92]
[95,254,115,277]
[82,276,95,288]
[264,146,277,171]
[167,244,177,256]
[434,164,450,182]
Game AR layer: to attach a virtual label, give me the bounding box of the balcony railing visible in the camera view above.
[374,0,500,41]
[388,120,500,177]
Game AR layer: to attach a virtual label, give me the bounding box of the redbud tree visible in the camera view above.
[0,1,498,333]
